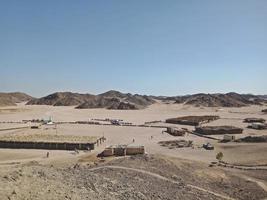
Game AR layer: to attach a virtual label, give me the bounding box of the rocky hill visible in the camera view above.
[27,90,155,110]
[27,92,95,106]
[76,97,139,110]
[169,92,267,107]
[23,91,267,108]
[0,155,266,200]
[0,92,33,106]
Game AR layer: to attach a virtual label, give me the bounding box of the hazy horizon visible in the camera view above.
[1,89,267,99]
[1,1,267,97]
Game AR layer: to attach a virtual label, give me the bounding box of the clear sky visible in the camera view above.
[1,0,266,97]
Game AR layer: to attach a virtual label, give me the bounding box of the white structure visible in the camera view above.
[223,134,235,141]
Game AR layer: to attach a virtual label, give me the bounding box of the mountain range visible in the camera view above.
[159,92,267,107]
[1,91,266,109]
[26,90,155,110]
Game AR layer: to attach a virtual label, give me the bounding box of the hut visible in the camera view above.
[223,134,236,142]
[100,144,145,157]
[166,127,186,136]
[126,144,145,155]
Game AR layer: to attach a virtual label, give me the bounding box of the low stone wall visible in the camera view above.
[243,118,266,123]
[0,126,29,132]
[195,126,243,135]
[166,115,219,126]
[0,141,95,150]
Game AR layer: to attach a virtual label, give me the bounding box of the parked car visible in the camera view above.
[203,143,214,150]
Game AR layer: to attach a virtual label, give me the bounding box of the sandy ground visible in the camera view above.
[0,103,267,199]
[0,102,266,165]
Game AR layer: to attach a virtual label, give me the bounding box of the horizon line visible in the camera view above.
[1,90,267,98]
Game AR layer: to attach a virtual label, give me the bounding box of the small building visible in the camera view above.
[46,121,54,125]
[223,134,236,142]
[99,144,145,157]
[166,127,186,136]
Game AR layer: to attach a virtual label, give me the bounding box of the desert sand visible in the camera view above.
[0,102,267,199]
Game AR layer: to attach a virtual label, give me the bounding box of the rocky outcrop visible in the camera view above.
[27,92,95,106]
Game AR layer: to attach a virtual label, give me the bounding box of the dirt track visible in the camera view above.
[1,154,267,200]
[89,165,235,200]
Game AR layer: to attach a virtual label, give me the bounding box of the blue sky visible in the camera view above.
[0,0,266,97]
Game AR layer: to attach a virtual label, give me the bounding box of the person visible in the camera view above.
[46,152,49,158]
[75,149,79,154]
[133,138,135,143]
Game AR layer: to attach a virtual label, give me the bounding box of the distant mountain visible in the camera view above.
[76,90,155,110]
[98,90,128,99]
[25,90,267,108]
[27,90,155,110]
[76,97,139,110]
[170,92,266,107]
[0,92,33,106]
[27,92,95,106]
[257,95,267,100]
